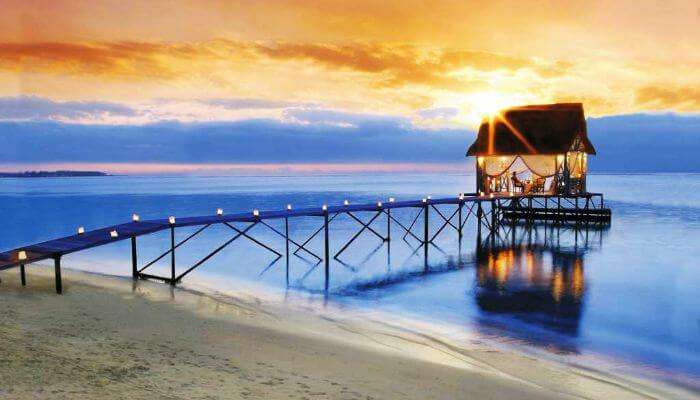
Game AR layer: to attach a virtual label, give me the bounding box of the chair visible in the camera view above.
[511,174,526,193]
[531,177,546,193]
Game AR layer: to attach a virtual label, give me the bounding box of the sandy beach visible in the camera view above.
[0,267,695,400]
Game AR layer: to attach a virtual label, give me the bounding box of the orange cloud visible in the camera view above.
[0,39,571,89]
[254,42,571,87]
[635,85,700,112]
[0,41,224,79]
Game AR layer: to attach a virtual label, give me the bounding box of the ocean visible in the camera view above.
[1,172,699,389]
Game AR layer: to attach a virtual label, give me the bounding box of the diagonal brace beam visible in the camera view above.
[386,210,423,243]
[293,213,340,256]
[460,202,477,231]
[139,224,211,273]
[402,208,423,241]
[258,220,322,261]
[429,206,460,243]
[432,205,460,231]
[346,211,386,241]
[175,222,257,282]
[223,222,282,257]
[334,211,383,259]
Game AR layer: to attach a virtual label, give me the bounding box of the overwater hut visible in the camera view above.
[466,103,595,195]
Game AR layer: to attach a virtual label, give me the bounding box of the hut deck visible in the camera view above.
[500,205,611,222]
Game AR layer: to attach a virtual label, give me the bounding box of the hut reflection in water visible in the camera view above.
[473,222,607,349]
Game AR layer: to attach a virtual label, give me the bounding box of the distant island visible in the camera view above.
[0,170,109,178]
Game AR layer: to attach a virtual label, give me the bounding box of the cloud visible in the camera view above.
[0,40,571,89]
[253,42,571,87]
[0,116,470,164]
[3,113,700,172]
[416,107,459,120]
[634,85,700,112]
[283,108,409,128]
[200,98,316,110]
[0,40,228,79]
[0,96,137,121]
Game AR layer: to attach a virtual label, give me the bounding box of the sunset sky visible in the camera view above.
[1,0,699,173]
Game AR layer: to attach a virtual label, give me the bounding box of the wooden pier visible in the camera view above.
[0,192,610,294]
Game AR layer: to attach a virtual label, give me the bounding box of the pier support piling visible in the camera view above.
[324,211,330,292]
[170,226,176,285]
[20,263,26,286]
[285,217,290,287]
[423,203,429,269]
[386,209,391,242]
[54,256,62,294]
[131,236,137,280]
[458,201,463,238]
[423,204,429,245]
[477,201,483,237]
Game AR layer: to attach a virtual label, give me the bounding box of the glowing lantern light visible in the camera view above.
[168,216,176,225]
[252,209,260,217]
[110,230,119,238]
[216,208,223,216]
[389,197,395,203]
[377,201,383,208]
[132,213,140,222]
[322,204,328,211]
[286,204,292,211]
[77,226,85,235]
[18,250,27,261]
[343,200,349,206]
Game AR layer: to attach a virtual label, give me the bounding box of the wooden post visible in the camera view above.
[324,211,330,292]
[386,209,391,242]
[458,201,463,238]
[170,226,176,285]
[285,216,290,287]
[423,202,429,270]
[131,236,138,280]
[423,203,429,245]
[54,256,62,294]
[477,201,483,237]
[20,263,26,286]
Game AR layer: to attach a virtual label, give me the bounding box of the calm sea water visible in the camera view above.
[1,173,699,388]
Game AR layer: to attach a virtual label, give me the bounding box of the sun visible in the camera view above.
[469,92,520,119]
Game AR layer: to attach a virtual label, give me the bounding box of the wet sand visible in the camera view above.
[0,267,695,399]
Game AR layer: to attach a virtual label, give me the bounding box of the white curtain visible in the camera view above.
[567,152,586,177]
[484,156,517,177]
[521,155,559,178]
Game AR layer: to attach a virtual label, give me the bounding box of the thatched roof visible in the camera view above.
[466,103,596,156]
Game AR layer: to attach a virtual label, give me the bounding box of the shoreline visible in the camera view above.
[184,270,700,396]
[1,267,697,399]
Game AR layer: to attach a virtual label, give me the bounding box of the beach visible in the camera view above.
[0,266,694,400]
